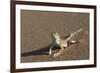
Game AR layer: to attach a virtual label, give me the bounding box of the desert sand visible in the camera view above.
[21,10,89,63]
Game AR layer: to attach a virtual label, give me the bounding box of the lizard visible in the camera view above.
[49,28,84,57]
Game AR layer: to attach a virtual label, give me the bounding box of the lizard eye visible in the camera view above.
[51,32,57,35]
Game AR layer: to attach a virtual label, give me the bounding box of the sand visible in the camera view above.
[21,10,89,63]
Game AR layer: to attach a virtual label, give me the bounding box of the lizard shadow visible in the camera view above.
[21,44,61,57]
[21,34,75,57]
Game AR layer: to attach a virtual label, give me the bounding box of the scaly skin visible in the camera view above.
[49,28,83,57]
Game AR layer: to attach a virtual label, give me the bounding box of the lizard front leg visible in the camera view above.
[49,44,55,55]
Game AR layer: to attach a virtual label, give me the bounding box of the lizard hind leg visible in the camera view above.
[69,40,78,44]
[53,47,64,57]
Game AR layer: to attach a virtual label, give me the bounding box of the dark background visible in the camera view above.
[21,10,89,62]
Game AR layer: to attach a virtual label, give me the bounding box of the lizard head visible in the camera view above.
[51,32,60,39]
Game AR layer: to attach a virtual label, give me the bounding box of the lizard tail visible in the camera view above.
[65,28,84,41]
